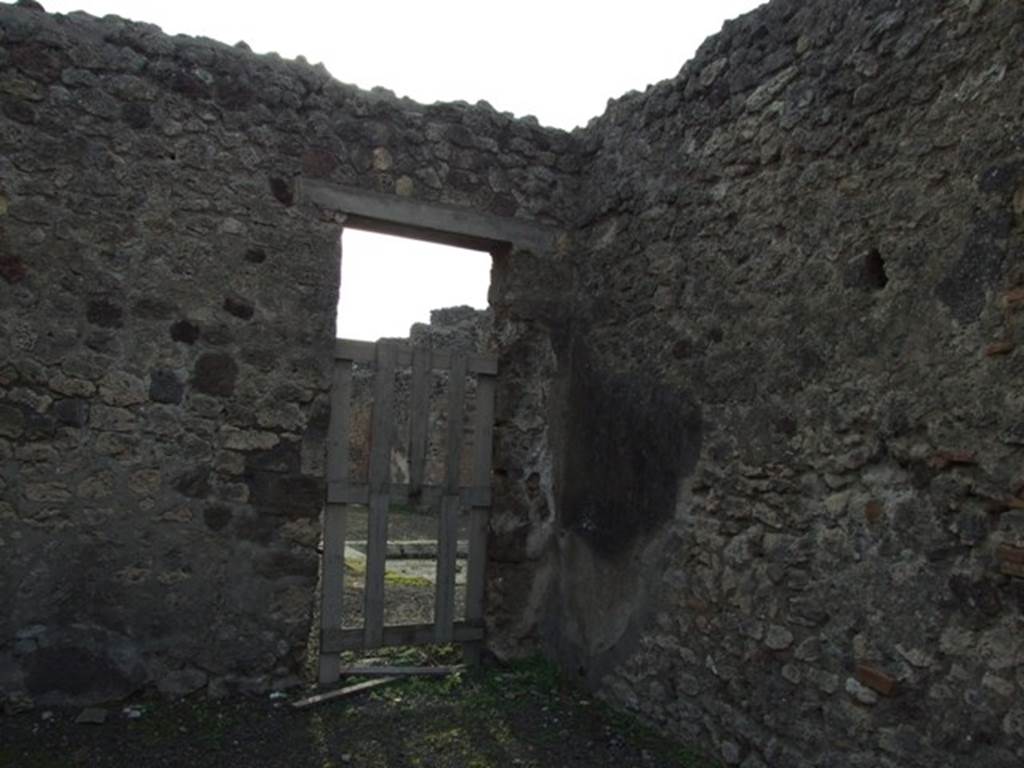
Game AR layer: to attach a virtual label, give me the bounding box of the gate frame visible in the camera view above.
[318,339,495,683]
[303,180,557,685]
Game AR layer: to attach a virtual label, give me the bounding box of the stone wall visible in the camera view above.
[0,2,574,703]
[555,0,1024,766]
[5,0,1024,764]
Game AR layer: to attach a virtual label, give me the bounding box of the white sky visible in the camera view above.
[33,0,765,340]
[338,231,491,340]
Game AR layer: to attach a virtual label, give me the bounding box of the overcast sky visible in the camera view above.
[34,0,765,339]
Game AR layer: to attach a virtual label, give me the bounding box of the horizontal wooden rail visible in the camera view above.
[327,482,491,508]
[344,539,469,559]
[335,339,497,376]
[321,622,484,653]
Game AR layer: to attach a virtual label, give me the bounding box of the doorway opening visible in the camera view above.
[318,225,498,683]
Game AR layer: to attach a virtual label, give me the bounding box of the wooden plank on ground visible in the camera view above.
[466,373,495,626]
[364,343,396,649]
[321,622,485,653]
[335,339,497,376]
[318,358,353,684]
[408,346,431,498]
[337,664,467,678]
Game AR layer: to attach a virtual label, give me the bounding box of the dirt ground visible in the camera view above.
[0,658,720,768]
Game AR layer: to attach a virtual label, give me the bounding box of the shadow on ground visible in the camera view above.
[0,658,720,768]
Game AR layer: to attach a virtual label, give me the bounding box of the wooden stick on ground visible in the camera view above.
[291,677,400,710]
[291,665,467,709]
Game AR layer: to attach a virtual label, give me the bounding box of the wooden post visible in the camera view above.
[319,358,352,684]
[434,354,466,643]
[464,372,494,665]
[364,343,396,649]
[407,346,431,501]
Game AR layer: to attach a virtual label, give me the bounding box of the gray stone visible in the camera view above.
[2,692,34,715]
[149,369,184,404]
[85,300,123,329]
[48,373,96,398]
[764,625,794,651]
[98,371,147,406]
[52,398,89,427]
[206,677,231,700]
[23,482,71,502]
[0,403,25,438]
[845,677,878,706]
[75,707,108,724]
[895,644,935,669]
[721,741,742,765]
[90,405,136,432]
[202,505,231,531]
[156,668,207,698]
[20,625,146,706]
[220,426,279,451]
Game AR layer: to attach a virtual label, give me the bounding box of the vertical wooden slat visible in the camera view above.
[407,346,431,500]
[469,374,495,496]
[443,355,467,493]
[319,358,353,684]
[327,360,353,487]
[434,354,467,642]
[364,343,396,648]
[318,504,346,683]
[434,495,460,643]
[465,373,495,626]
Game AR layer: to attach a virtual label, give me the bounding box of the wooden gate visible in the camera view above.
[317,338,496,684]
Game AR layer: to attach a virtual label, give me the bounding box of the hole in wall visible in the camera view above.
[863,249,888,290]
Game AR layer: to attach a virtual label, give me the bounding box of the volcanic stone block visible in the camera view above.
[22,625,146,706]
[52,398,89,428]
[149,369,184,404]
[0,253,26,283]
[192,353,238,397]
[222,295,254,320]
[202,505,232,531]
[173,468,211,499]
[85,299,123,329]
[169,319,200,344]
[0,403,26,438]
[245,472,322,518]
